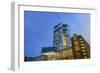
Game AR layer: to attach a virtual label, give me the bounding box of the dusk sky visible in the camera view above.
[24,11,90,57]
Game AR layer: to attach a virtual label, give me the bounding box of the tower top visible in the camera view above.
[54,23,69,28]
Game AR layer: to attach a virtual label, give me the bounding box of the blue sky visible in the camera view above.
[24,11,90,57]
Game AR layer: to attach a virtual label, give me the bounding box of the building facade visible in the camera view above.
[71,34,90,59]
[33,47,73,61]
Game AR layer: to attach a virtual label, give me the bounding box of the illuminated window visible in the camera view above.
[80,41,83,43]
[80,44,84,46]
[82,49,86,52]
[83,53,86,55]
[82,46,85,49]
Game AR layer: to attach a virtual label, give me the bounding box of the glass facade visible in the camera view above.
[53,23,71,51]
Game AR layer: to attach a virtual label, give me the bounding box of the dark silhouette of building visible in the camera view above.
[71,34,90,59]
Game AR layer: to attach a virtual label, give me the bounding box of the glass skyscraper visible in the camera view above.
[53,23,71,51]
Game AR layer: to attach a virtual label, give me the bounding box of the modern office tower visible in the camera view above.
[53,23,71,51]
[71,34,90,59]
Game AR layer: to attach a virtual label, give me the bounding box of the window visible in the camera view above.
[80,44,84,46]
[82,46,85,49]
[80,40,83,43]
[82,49,86,52]
[83,53,86,55]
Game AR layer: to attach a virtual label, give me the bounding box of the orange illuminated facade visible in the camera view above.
[71,34,90,59]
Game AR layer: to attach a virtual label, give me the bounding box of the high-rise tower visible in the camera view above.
[53,23,71,51]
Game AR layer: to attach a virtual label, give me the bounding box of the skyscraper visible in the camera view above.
[53,23,71,51]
